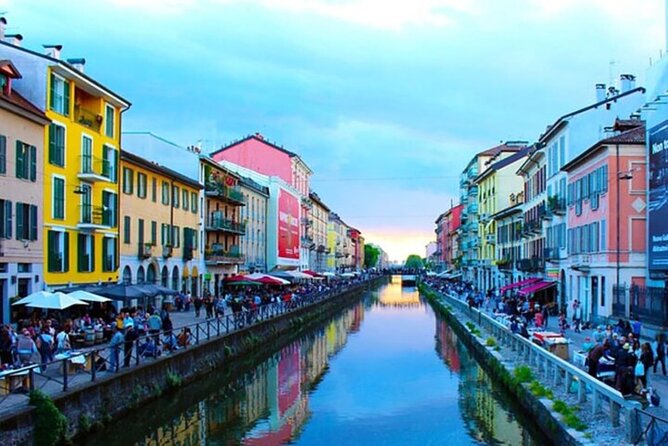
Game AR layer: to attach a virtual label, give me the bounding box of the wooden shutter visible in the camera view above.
[49,73,56,110]
[63,231,70,272]
[90,234,96,272]
[4,200,11,239]
[47,231,56,272]
[63,80,70,116]
[15,141,24,178]
[29,145,37,182]
[15,202,24,240]
[78,233,85,272]
[102,237,108,271]
[0,135,6,174]
[29,205,37,241]
[48,125,56,165]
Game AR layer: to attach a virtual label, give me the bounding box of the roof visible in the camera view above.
[239,175,269,197]
[515,143,545,176]
[120,150,203,190]
[0,39,131,108]
[478,141,525,157]
[309,191,331,212]
[200,156,241,180]
[561,121,646,172]
[475,146,530,183]
[210,133,313,173]
[491,202,523,220]
[539,87,645,144]
[0,61,49,124]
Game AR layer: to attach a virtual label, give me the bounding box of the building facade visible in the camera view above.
[0,60,50,323]
[309,192,330,272]
[493,201,524,287]
[238,176,269,274]
[563,120,646,322]
[119,150,202,295]
[0,37,131,289]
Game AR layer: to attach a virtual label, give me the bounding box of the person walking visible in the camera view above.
[587,339,612,379]
[108,326,124,373]
[194,295,203,318]
[572,300,582,333]
[639,342,654,389]
[123,324,138,368]
[653,335,666,376]
[36,330,54,372]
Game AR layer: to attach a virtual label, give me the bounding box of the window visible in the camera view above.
[102,236,116,272]
[137,218,145,244]
[123,216,131,244]
[123,168,134,194]
[15,203,37,241]
[0,200,12,239]
[0,135,6,174]
[151,178,157,202]
[77,233,94,272]
[162,181,169,205]
[172,185,180,208]
[172,225,180,248]
[191,192,198,213]
[48,124,65,167]
[137,172,147,198]
[53,177,65,220]
[182,189,189,211]
[47,230,69,272]
[161,223,171,246]
[102,191,117,227]
[81,135,93,174]
[601,220,607,251]
[15,141,37,181]
[102,145,117,182]
[105,104,115,138]
[151,221,157,245]
[79,184,92,224]
[49,73,70,116]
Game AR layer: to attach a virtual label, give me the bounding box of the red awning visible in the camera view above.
[499,277,540,293]
[518,280,556,296]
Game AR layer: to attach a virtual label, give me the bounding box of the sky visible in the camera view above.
[1,0,665,261]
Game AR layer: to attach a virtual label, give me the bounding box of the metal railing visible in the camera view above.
[74,105,102,132]
[0,277,380,407]
[206,214,246,235]
[427,285,642,442]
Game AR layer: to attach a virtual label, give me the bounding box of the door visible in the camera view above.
[591,276,599,322]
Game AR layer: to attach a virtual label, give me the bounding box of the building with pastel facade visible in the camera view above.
[493,198,524,286]
[0,59,50,323]
[119,150,202,294]
[309,192,330,272]
[562,119,646,322]
[238,176,269,274]
[0,28,131,290]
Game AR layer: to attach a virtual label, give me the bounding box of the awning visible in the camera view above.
[518,280,556,297]
[499,277,540,293]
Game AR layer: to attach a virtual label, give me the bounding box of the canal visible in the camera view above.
[83,276,549,445]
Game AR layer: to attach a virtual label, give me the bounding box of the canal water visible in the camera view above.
[83,276,549,445]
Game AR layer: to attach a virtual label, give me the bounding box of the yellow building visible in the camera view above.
[119,151,202,294]
[0,39,131,288]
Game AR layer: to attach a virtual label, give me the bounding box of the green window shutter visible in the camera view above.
[47,231,55,272]
[15,202,24,240]
[5,200,11,239]
[15,141,24,178]
[49,73,56,111]
[91,235,96,272]
[0,135,6,174]
[63,80,70,116]
[151,221,157,245]
[29,145,37,182]
[138,218,145,244]
[124,216,131,244]
[114,150,119,183]
[29,205,37,241]
[77,233,85,272]
[63,231,70,272]
[48,125,56,165]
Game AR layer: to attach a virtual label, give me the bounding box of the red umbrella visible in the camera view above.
[254,276,287,285]
[225,274,254,283]
[302,270,323,277]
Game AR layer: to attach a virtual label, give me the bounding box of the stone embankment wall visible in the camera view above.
[420,284,590,446]
[0,276,388,446]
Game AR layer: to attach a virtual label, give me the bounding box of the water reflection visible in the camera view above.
[85,277,546,446]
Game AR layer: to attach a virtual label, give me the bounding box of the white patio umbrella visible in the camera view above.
[287,271,314,280]
[12,290,56,306]
[246,273,290,285]
[25,292,89,310]
[340,272,356,278]
[321,272,336,277]
[67,290,112,303]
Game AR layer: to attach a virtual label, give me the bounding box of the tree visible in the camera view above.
[404,254,423,271]
[364,244,380,268]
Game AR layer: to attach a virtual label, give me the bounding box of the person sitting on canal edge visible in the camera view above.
[587,338,612,379]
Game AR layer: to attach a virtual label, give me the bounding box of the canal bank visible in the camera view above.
[79,276,549,445]
[0,276,388,446]
[420,282,641,446]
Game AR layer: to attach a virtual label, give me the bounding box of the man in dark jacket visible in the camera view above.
[123,324,139,367]
[587,339,612,378]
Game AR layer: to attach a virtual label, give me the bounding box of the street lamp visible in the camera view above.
[616,143,634,318]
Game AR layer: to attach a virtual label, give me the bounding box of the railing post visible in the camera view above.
[135,339,140,366]
[564,371,571,394]
[207,320,211,340]
[625,403,642,443]
[577,379,586,403]
[91,351,96,382]
[62,359,68,392]
[592,389,600,414]
[195,324,200,344]
[610,401,620,427]
[29,367,34,391]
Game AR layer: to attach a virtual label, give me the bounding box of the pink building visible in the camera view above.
[435,204,463,270]
[562,119,646,321]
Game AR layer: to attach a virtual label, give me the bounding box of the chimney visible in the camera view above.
[254,132,264,140]
[0,17,6,41]
[5,34,23,47]
[620,74,636,93]
[595,84,606,102]
[67,58,86,73]
[43,44,62,59]
[607,85,619,98]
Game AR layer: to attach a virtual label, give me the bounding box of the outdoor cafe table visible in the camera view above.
[0,366,33,394]
[54,351,93,374]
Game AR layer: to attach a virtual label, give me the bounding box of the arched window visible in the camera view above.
[146,263,156,284]
[171,266,179,291]
[122,266,132,284]
[136,265,145,284]
[161,265,169,287]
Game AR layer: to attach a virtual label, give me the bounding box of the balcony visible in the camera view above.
[78,204,112,230]
[162,245,173,258]
[468,203,478,214]
[317,244,326,252]
[302,217,312,227]
[78,155,113,183]
[206,214,246,235]
[571,254,591,272]
[138,243,153,260]
[183,246,194,261]
[205,245,244,265]
[517,257,545,272]
[543,247,564,262]
[205,182,246,206]
[486,234,496,244]
[548,196,567,216]
[497,258,514,271]
[74,105,102,132]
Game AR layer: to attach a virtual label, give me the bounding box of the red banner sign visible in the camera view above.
[278,189,300,260]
